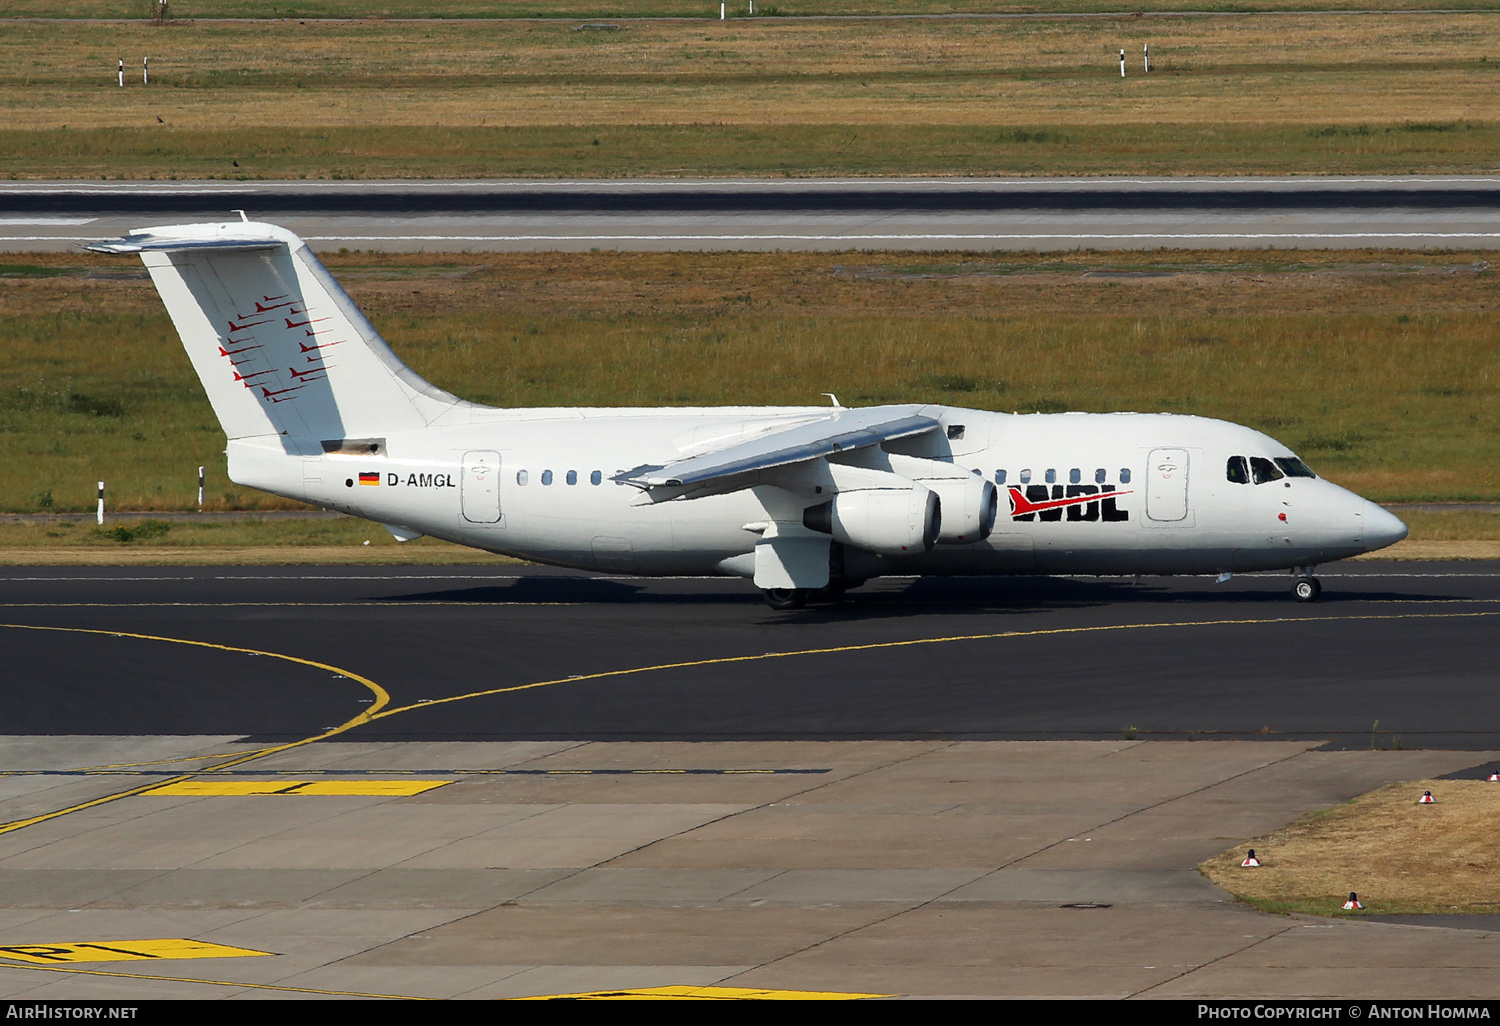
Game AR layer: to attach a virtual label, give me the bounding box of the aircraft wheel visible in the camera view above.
[762,588,810,611]
[1292,576,1321,603]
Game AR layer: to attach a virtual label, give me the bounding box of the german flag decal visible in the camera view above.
[358,472,380,486]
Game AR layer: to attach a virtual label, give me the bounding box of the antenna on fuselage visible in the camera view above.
[822,392,842,408]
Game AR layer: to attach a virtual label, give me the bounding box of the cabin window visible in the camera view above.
[1045,469,1057,484]
[541,470,554,486]
[566,470,578,486]
[1226,456,1250,484]
[1120,468,1132,484]
[1275,456,1317,479]
[591,470,603,485]
[516,470,529,486]
[1020,469,1032,484]
[1250,457,1284,484]
[1069,468,1081,484]
[995,469,1007,485]
[1095,468,1106,484]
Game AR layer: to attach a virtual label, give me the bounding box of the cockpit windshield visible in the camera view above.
[1226,453,1318,484]
[1249,457,1284,484]
[1275,456,1317,479]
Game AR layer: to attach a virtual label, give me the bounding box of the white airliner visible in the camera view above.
[89,220,1407,609]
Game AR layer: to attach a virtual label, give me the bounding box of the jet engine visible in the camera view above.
[925,476,999,544]
[802,484,940,555]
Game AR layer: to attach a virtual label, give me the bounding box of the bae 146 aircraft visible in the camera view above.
[88,220,1407,609]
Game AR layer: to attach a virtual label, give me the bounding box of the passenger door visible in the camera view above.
[461,450,503,524]
[1145,447,1192,525]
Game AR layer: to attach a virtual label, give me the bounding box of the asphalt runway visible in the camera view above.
[3,560,1497,750]
[4,560,1500,999]
[7,176,1500,252]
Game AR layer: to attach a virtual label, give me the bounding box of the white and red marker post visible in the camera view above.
[117,59,124,87]
[1119,49,1126,77]
[96,481,105,525]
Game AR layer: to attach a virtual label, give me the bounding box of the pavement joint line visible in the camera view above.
[3,608,1496,837]
[0,960,426,1000]
[484,738,964,972]
[729,741,1318,986]
[1127,922,1304,999]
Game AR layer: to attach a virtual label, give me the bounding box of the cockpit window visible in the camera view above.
[1275,456,1317,479]
[1226,456,1249,484]
[1250,457,1284,484]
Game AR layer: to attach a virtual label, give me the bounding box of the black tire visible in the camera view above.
[762,588,809,611]
[1292,576,1321,603]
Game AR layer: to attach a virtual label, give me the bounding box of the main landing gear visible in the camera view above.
[761,588,809,611]
[1291,570,1321,603]
[760,579,863,611]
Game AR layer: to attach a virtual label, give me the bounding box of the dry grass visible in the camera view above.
[2,248,1496,512]
[1202,779,1500,917]
[3,0,1479,18]
[1351,540,1500,560]
[1388,512,1500,542]
[1,15,1498,176]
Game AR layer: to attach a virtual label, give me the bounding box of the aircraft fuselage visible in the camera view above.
[229,406,1403,581]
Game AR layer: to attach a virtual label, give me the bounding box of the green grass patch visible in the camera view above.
[9,121,1500,179]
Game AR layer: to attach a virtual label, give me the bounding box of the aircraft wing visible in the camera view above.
[615,405,940,490]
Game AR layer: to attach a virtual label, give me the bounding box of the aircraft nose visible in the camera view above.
[1362,501,1408,552]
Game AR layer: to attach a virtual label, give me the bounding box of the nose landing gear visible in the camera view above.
[1292,573,1321,603]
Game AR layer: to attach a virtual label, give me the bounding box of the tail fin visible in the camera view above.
[88,221,475,449]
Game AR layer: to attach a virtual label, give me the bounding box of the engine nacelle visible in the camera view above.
[803,485,940,555]
[925,476,998,544]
